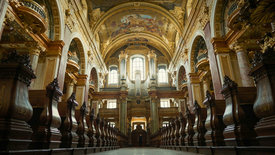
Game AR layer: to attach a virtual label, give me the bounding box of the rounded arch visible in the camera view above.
[177,65,187,90]
[67,37,86,74]
[47,0,64,40]
[90,67,99,92]
[64,32,88,74]
[210,0,235,37]
[188,31,206,73]
[103,33,172,61]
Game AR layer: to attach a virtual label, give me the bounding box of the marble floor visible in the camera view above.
[89,147,202,155]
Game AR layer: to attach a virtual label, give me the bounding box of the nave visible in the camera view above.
[0,0,275,155]
[91,147,200,155]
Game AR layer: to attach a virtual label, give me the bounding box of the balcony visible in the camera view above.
[66,55,80,73]
[12,0,47,34]
[227,4,242,30]
[158,107,179,117]
[99,108,119,118]
[179,79,187,89]
[196,53,209,71]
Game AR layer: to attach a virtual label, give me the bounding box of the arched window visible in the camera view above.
[158,65,167,83]
[131,56,145,80]
[109,66,118,84]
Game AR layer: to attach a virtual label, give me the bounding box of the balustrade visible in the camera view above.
[0,52,121,154]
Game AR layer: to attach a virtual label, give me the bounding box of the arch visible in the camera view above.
[46,0,64,40]
[210,0,235,37]
[103,33,172,61]
[177,65,187,90]
[63,32,88,75]
[90,67,99,92]
[67,37,86,74]
[188,31,206,73]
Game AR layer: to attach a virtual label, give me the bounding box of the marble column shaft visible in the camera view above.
[119,99,127,135]
[150,98,159,133]
[234,44,254,87]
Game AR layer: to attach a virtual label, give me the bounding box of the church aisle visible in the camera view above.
[89,147,202,155]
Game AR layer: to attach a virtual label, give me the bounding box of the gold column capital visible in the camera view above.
[211,37,230,54]
[188,73,200,84]
[46,40,65,56]
[230,41,247,52]
[77,74,88,86]
[25,42,45,55]
[119,50,128,61]
[147,50,157,59]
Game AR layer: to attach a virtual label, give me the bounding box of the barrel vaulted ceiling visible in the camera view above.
[87,0,187,62]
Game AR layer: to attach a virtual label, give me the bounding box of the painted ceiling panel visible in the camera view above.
[90,0,183,11]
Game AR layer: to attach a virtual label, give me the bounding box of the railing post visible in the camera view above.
[179,113,187,146]
[184,106,195,146]
[87,108,97,147]
[193,100,207,146]
[29,78,63,149]
[203,91,225,146]
[60,93,79,148]
[76,102,89,147]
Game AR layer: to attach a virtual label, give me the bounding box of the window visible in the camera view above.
[109,66,118,84]
[109,122,115,128]
[158,65,167,83]
[131,56,145,80]
[160,98,170,108]
[141,124,144,129]
[107,99,117,109]
[134,124,144,130]
[162,121,169,127]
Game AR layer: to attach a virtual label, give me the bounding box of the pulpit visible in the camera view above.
[131,125,147,147]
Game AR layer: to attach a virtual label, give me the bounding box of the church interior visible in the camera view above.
[0,0,274,154]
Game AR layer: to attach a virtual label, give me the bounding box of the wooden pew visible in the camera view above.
[221,76,258,146]
[59,93,79,148]
[193,100,207,146]
[76,102,89,147]
[203,91,226,146]
[29,78,63,149]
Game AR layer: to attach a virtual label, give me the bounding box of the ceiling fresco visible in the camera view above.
[90,0,184,11]
[92,1,185,63]
[98,9,176,42]
[110,14,164,38]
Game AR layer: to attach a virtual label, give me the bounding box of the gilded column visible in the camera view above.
[189,73,203,107]
[231,42,254,87]
[65,81,75,100]
[150,95,159,134]
[26,43,45,73]
[44,41,64,88]
[75,74,88,109]
[119,97,127,135]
